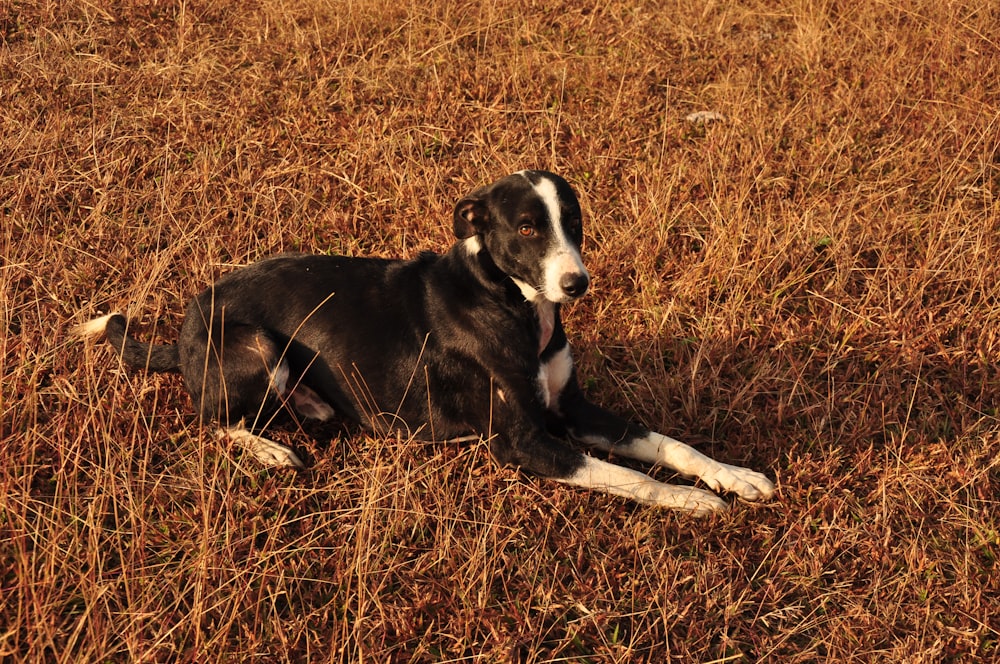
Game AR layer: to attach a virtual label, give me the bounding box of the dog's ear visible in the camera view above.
[453,193,489,239]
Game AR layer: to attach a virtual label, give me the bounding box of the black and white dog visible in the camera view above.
[79,171,775,515]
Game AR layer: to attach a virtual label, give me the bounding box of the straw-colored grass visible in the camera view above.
[2,0,998,660]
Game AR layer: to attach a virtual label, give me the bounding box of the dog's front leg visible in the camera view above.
[489,423,730,515]
[487,385,730,515]
[611,430,775,502]
[554,452,731,515]
[557,383,775,503]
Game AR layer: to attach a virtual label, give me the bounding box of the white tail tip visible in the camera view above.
[73,313,120,338]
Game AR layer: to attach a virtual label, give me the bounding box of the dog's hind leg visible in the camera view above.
[179,311,311,467]
[181,304,336,424]
[180,321,286,425]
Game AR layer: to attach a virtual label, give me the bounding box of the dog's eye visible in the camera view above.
[518,225,536,237]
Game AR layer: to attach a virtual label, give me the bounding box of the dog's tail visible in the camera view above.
[75,313,181,372]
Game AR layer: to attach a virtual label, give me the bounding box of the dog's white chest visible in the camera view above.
[538,345,574,410]
[531,300,573,410]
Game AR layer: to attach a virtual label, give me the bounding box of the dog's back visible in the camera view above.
[175,248,540,440]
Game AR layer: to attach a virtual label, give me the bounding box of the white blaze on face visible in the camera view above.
[529,176,589,303]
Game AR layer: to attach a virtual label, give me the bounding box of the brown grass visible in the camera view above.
[2,0,999,660]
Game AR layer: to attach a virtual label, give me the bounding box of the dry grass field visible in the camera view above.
[2,0,999,660]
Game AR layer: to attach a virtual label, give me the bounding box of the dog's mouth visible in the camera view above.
[512,272,589,304]
[511,277,545,302]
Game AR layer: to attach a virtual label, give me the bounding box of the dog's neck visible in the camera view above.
[534,299,555,354]
[509,277,557,353]
[452,240,557,355]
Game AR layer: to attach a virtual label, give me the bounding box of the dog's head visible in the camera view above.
[454,170,590,304]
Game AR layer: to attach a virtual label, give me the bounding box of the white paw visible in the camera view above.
[703,462,775,501]
[635,482,728,516]
[249,437,306,469]
[666,486,729,517]
[222,428,306,469]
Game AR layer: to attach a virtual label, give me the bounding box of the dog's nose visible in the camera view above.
[560,273,590,298]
